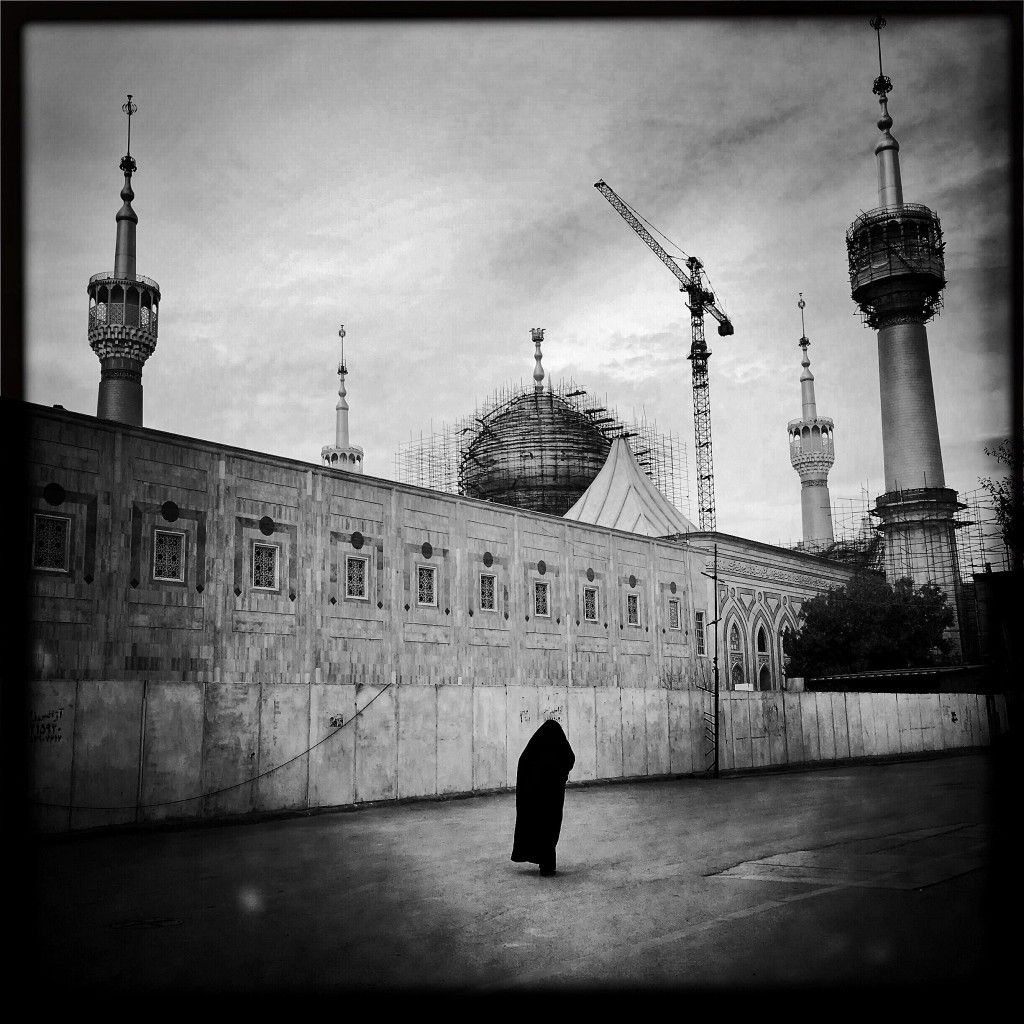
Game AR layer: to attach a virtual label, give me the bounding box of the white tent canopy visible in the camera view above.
[564,436,696,537]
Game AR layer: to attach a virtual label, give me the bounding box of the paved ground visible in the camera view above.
[24,751,1008,994]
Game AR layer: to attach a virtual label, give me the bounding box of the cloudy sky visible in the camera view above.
[21,10,1016,546]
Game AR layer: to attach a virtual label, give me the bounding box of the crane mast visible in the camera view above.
[594,180,733,531]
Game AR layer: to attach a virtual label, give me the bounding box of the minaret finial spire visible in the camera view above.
[871,15,888,86]
[114,94,139,277]
[122,93,137,161]
[797,294,815,410]
[868,15,903,207]
[321,324,363,472]
[531,328,545,389]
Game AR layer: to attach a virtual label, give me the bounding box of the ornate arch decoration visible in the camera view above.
[724,611,749,689]
[749,608,776,690]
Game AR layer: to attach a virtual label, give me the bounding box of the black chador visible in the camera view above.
[511,719,575,876]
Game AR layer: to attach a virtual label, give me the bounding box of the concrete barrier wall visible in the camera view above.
[28,682,1005,834]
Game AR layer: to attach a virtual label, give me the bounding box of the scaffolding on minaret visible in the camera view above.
[846,15,962,656]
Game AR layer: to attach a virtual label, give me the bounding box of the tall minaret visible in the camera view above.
[788,295,835,549]
[88,95,161,426]
[846,17,962,650]
[321,325,364,472]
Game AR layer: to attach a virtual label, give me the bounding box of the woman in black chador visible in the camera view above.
[511,719,575,876]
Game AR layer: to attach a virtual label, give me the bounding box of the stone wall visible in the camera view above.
[28,679,999,834]
[26,405,854,692]
[34,403,979,836]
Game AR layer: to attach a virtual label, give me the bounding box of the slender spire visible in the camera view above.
[869,16,904,207]
[531,327,545,389]
[788,292,835,549]
[114,94,139,278]
[797,293,817,420]
[322,324,363,472]
[88,94,161,427]
[335,325,350,448]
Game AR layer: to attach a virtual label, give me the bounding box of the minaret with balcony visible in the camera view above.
[88,95,161,426]
[788,295,835,550]
[321,325,364,473]
[846,17,963,651]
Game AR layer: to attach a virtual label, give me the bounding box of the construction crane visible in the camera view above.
[594,179,734,531]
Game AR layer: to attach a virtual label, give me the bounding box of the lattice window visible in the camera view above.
[153,530,185,582]
[417,565,437,607]
[32,513,70,571]
[668,597,680,630]
[534,581,549,617]
[345,555,368,599]
[480,573,496,611]
[583,586,598,622]
[627,593,640,626]
[252,542,279,590]
[695,611,706,656]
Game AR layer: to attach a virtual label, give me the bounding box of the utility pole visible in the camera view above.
[712,543,720,778]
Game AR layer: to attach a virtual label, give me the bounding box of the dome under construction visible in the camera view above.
[394,329,689,520]
[459,382,611,517]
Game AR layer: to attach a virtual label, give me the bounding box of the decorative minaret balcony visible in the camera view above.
[90,96,161,426]
[322,325,364,473]
[787,295,835,548]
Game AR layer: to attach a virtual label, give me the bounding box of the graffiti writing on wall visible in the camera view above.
[519,709,531,723]
[542,706,563,722]
[329,715,344,728]
[30,707,64,743]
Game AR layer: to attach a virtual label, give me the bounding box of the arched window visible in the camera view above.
[759,665,771,691]
[757,626,768,654]
[731,663,744,689]
[729,623,740,652]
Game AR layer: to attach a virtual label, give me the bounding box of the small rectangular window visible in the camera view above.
[627,592,640,626]
[417,565,437,607]
[583,586,599,623]
[32,513,70,572]
[252,542,280,591]
[695,611,706,656]
[479,572,496,611]
[345,555,368,600]
[153,529,185,582]
[668,597,681,630]
[534,580,550,618]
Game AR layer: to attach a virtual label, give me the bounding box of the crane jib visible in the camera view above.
[595,178,732,532]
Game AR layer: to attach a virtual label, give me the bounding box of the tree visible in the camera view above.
[979,438,1021,562]
[784,570,954,678]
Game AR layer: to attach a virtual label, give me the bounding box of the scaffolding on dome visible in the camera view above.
[394,377,690,520]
